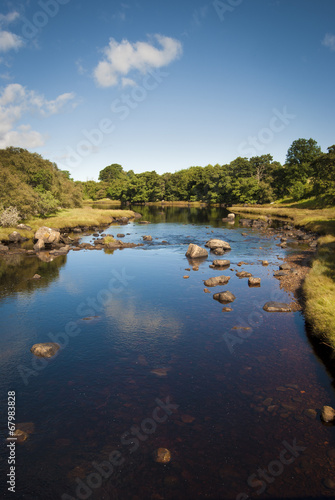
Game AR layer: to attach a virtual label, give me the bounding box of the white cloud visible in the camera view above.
[0,11,23,53]
[0,30,23,52]
[93,34,182,87]
[0,11,20,24]
[0,83,76,148]
[322,33,335,52]
[121,77,136,87]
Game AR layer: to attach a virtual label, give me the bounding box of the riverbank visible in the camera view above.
[0,207,136,241]
[231,202,335,350]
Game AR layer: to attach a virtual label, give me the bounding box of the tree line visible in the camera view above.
[81,138,335,205]
[0,138,334,221]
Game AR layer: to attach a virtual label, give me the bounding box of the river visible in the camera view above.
[1,206,335,499]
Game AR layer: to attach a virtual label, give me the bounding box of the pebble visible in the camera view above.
[305,408,317,420]
[324,478,335,490]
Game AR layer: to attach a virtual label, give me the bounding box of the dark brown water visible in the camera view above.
[1,207,335,500]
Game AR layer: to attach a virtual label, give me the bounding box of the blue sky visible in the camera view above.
[0,0,334,181]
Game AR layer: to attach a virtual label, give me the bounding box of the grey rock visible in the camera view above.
[34,226,60,244]
[204,275,230,287]
[213,291,236,304]
[205,239,231,251]
[185,244,208,259]
[9,231,22,242]
[212,259,230,267]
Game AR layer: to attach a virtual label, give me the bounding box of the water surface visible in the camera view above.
[1,207,335,500]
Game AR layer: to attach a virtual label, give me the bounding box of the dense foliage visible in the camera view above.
[1,139,334,222]
[0,147,83,219]
[81,138,333,205]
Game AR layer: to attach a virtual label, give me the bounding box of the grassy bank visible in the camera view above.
[303,236,335,348]
[230,199,335,235]
[230,200,335,349]
[0,207,135,240]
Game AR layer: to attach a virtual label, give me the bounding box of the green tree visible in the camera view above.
[98,164,124,182]
[311,145,335,201]
[285,138,322,185]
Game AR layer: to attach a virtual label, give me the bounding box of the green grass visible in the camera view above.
[103,235,116,244]
[303,236,335,348]
[83,198,121,205]
[0,207,135,240]
[230,202,335,235]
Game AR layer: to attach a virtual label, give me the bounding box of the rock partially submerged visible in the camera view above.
[248,277,261,287]
[143,235,152,241]
[185,244,208,259]
[263,302,291,312]
[205,239,231,251]
[34,226,60,245]
[212,259,230,267]
[236,271,252,278]
[30,342,60,358]
[213,291,236,304]
[204,275,230,287]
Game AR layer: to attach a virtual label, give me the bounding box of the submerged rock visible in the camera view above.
[30,343,60,358]
[321,405,335,423]
[204,275,230,287]
[154,448,171,463]
[185,244,208,259]
[263,302,291,312]
[213,291,236,304]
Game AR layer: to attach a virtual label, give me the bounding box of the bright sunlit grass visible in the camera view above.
[0,207,135,240]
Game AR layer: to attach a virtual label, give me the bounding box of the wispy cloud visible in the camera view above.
[322,33,335,52]
[0,12,20,24]
[93,34,182,87]
[0,10,23,53]
[0,83,76,148]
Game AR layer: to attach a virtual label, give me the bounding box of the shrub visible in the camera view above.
[0,206,20,227]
